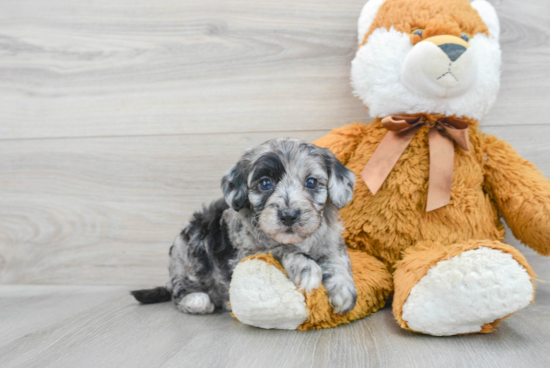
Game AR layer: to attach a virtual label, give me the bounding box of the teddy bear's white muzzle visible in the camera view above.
[401,36,477,98]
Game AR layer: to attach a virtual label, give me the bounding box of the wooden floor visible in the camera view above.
[1,0,550,366]
[1,245,550,368]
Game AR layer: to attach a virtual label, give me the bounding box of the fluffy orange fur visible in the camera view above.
[298,250,393,330]
[310,117,549,331]
[360,0,488,46]
[317,117,505,268]
[392,239,536,332]
[233,116,549,331]
[484,136,550,256]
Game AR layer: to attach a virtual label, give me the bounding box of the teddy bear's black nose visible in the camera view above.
[439,43,467,62]
[279,209,300,226]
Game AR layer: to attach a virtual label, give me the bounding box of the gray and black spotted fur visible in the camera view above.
[132,138,358,315]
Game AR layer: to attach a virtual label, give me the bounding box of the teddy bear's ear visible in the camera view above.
[470,0,500,40]
[357,0,388,44]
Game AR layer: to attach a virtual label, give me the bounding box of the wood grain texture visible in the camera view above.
[0,0,549,366]
[0,278,549,368]
[0,0,549,140]
[0,126,548,286]
[0,130,328,285]
[0,0,367,139]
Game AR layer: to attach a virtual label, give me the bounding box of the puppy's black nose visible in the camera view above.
[439,43,467,62]
[279,209,300,227]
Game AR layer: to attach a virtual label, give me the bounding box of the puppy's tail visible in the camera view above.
[131,286,172,304]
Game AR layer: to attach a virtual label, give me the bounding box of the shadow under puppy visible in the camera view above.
[132,138,357,315]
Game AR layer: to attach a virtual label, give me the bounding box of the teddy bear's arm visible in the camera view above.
[314,123,367,165]
[483,134,550,256]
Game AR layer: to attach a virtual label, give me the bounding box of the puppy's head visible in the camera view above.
[222,138,355,244]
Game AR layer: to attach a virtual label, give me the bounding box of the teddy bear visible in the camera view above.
[228,0,550,336]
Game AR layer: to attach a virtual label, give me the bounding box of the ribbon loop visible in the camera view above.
[381,115,423,131]
[361,115,470,212]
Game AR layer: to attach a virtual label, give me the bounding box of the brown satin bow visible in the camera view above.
[361,115,471,212]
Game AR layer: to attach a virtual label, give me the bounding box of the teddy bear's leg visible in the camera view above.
[393,240,536,336]
[229,250,393,330]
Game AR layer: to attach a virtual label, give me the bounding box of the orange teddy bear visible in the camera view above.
[228,0,550,336]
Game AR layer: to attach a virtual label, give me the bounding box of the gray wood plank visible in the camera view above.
[0,130,328,285]
[0,0,548,366]
[0,126,548,285]
[491,0,550,127]
[0,0,367,140]
[0,277,548,368]
[0,0,548,140]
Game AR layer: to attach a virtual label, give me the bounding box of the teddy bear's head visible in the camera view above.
[351,0,500,120]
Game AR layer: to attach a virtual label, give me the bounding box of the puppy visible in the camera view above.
[132,138,358,315]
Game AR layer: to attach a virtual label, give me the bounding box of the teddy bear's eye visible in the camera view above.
[461,33,470,42]
[412,29,424,38]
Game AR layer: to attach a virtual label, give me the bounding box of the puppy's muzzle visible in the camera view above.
[278,209,301,227]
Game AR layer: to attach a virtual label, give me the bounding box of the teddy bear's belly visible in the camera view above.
[342,140,505,268]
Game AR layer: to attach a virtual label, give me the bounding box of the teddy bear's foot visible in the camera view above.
[229,251,393,330]
[393,240,536,336]
[229,254,309,330]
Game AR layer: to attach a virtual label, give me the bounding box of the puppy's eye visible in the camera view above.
[305,178,318,189]
[259,179,272,191]
[461,33,470,42]
[412,29,423,38]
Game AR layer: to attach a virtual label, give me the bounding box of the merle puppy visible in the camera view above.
[132,138,357,315]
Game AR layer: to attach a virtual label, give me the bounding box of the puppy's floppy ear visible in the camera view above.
[320,148,356,210]
[221,158,250,212]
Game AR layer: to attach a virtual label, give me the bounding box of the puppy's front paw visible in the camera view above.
[328,284,357,315]
[282,254,322,293]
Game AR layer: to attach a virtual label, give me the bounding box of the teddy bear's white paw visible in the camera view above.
[229,259,309,330]
[402,247,534,336]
